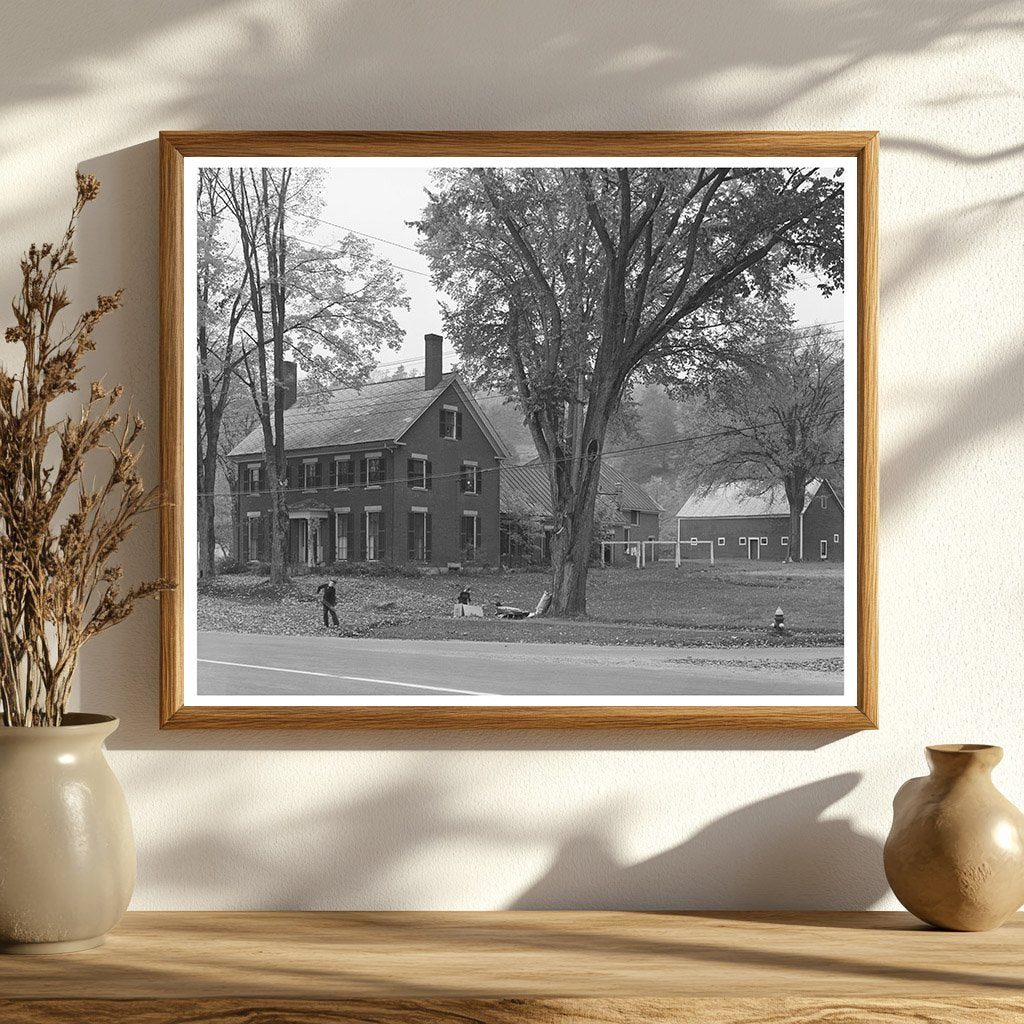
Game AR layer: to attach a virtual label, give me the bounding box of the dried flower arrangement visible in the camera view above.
[0,174,172,726]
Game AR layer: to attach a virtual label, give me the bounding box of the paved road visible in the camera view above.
[197,632,843,698]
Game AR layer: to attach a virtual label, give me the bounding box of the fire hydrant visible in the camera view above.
[773,606,785,632]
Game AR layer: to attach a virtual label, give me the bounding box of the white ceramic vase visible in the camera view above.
[0,713,135,953]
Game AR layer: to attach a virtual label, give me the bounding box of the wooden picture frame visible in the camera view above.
[160,131,877,730]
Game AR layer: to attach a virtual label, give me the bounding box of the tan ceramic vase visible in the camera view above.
[0,714,135,953]
[884,744,1024,931]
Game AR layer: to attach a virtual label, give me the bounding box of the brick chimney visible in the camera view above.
[280,360,298,410]
[424,333,443,390]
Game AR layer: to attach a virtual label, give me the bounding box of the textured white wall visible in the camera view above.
[1,0,1021,910]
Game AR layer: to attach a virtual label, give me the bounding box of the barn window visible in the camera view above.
[782,536,789,546]
[760,536,768,545]
[820,539,828,559]
[821,496,828,510]
[739,537,747,546]
[834,533,840,543]
[717,537,725,546]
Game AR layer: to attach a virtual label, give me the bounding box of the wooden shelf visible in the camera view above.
[0,911,1021,1022]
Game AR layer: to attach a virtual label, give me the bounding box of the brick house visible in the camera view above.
[228,335,511,569]
[674,479,845,561]
[500,462,662,567]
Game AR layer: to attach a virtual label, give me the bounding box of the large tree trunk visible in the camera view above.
[549,492,598,616]
[268,467,289,585]
[784,473,808,562]
[198,451,218,576]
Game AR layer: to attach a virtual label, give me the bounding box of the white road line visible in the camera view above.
[198,659,491,697]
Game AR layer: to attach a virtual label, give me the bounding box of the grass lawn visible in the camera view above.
[198,558,844,648]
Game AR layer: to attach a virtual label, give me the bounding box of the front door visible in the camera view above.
[747,537,761,560]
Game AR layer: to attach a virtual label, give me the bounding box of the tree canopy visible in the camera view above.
[416,164,845,611]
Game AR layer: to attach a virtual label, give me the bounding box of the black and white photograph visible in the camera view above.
[181,150,860,712]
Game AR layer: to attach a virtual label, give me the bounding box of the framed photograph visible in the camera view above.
[159,131,877,729]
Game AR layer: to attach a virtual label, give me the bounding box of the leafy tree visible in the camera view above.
[689,324,844,559]
[196,168,247,578]
[216,168,407,584]
[416,166,843,613]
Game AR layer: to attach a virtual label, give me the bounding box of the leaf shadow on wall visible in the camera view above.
[128,758,885,911]
[511,773,887,910]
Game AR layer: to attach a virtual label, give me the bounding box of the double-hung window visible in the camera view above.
[460,462,482,494]
[332,457,354,489]
[363,454,384,487]
[302,460,320,491]
[243,463,262,493]
[440,405,462,440]
[408,456,432,490]
[460,512,481,560]
[364,509,382,561]
[334,510,353,561]
[408,509,432,562]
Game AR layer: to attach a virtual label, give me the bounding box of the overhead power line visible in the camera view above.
[196,419,781,499]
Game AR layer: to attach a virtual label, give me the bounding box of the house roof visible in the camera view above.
[675,479,832,519]
[500,462,661,525]
[601,462,665,514]
[228,373,511,459]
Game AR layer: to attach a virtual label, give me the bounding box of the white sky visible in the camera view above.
[306,166,844,374]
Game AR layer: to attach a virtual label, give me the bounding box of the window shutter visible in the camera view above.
[425,461,433,490]
[439,407,445,437]
[359,458,366,487]
[379,518,386,561]
[347,514,355,561]
[459,466,467,493]
[407,459,416,487]
[475,467,483,495]
[460,516,468,552]
[476,518,482,551]
[455,410,463,440]
[407,513,416,560]
[358,515,366,561]
[329,461,336,488]
[425,513,432,562]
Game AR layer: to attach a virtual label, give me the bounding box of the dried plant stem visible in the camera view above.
[0,174,172,726]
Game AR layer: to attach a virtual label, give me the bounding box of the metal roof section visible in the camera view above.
[674,478,828,519]
[501,462,660,523]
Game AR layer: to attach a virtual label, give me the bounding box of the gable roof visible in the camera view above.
[228,372,511,460]
[675,479,836,519]
[500,462,662,525]
[601,462,665,514]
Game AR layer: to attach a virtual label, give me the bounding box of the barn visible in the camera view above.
[674,479,845,562]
